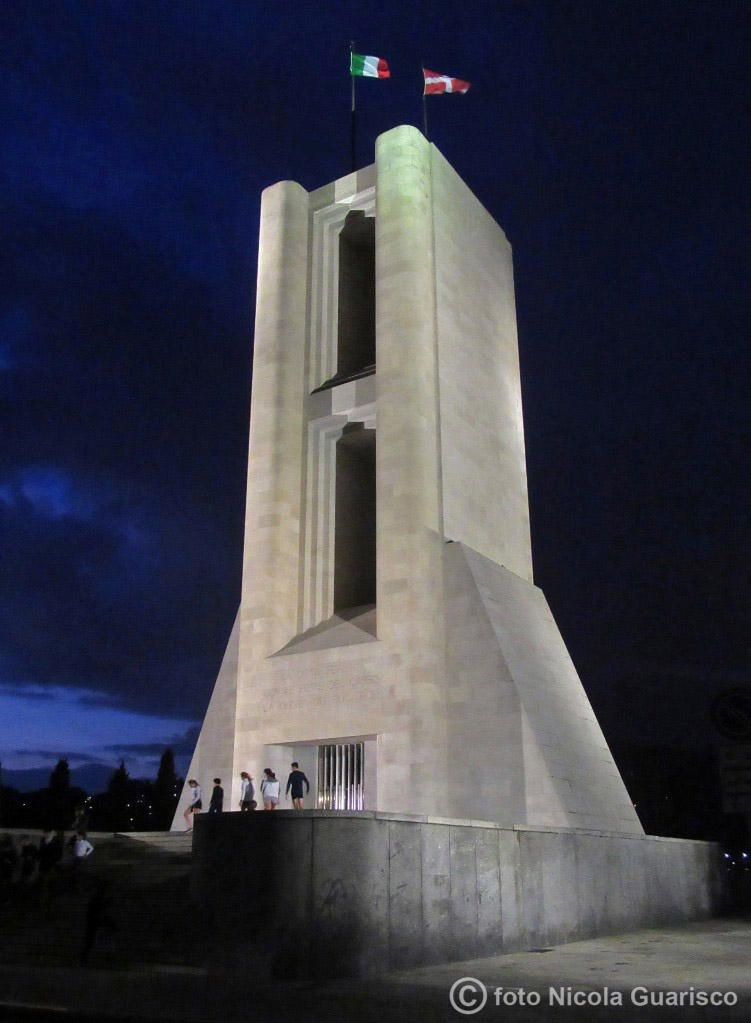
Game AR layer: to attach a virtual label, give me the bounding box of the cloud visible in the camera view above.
[0,188,247,721]
[0,683,199,773]
[0,684,57,701]
[74,691,130,711]
[9,749,105,764]
[14,466,93,520]
[103,742,175,756]
[102,726,200,759]
[0,304,31,371]
[0,465,154,547]
[0,8,296,732]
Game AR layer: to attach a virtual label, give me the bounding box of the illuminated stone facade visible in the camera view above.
[175,126,642,834]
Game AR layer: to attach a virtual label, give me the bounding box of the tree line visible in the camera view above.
[0,751,182,832]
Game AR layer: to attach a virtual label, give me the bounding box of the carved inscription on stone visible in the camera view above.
[262,663,379,714]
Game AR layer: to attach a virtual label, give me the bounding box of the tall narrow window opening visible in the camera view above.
[334,424,376,614]
[336,210,375,380]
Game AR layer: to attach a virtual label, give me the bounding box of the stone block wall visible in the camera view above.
[191,811,726,979]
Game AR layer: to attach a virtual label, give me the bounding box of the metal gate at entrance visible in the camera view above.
[316,742,364,810]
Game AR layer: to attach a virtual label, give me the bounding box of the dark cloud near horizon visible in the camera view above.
[9,749,105,764]
[102,725,200,758]
[0,686,57,702]
[1,0,750,757]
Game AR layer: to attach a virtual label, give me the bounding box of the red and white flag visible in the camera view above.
[423,68,470,95]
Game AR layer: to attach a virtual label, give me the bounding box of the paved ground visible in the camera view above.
[370,917,751,1021]
[1,917,749,1022]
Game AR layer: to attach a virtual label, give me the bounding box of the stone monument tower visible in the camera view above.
[175,125,641,834]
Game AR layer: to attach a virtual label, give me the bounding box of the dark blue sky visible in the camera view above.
[1,1,749,782]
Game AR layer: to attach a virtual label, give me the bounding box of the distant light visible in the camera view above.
[744,853,749,859]
[725,853,730,858]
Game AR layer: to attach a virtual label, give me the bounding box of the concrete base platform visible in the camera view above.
[191,811,726,979]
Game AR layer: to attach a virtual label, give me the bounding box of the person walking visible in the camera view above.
[0,837,18,884]
[71,831,93,889]
[285,762,310,809]
[20,836,39,883]
[38,830,60,876]
[183,779,202,830]
[260,768,280,810]
[239,772,255,811]
[72,802,90,834]
[80,880,116,965]
[208,778,224,814]
[38,830,60,901]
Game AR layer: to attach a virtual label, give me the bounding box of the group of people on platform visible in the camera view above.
[183,762,310,829]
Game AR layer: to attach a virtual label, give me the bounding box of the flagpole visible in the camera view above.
[350,41,357,173]
[421,64,429,140]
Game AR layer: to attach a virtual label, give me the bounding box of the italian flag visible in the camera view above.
[423,68,470,95]
[350,53,390,79]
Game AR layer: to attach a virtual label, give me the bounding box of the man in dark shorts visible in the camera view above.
[285,762,310,809]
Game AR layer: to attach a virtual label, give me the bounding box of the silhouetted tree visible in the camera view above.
[0,783,23,827]
[49,758,70,796]
[106,761,132,831]
[48,758,72,829]
[153,749,179,829]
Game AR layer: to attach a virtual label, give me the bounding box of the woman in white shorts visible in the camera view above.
[183,779,202,829]
[260,769,280,810]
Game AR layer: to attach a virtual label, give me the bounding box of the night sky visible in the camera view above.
[2,1,749,785]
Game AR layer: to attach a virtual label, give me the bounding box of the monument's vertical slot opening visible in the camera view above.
[334,424,376,615]
[337,210,375,379]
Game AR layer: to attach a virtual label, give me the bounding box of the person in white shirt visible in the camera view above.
[183,779,203,830]
[71,831,93,888]
[74,833,94,859]
[260,769,280,810]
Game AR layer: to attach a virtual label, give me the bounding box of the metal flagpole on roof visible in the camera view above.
[350,41,357,173]
[421,64,429,140]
